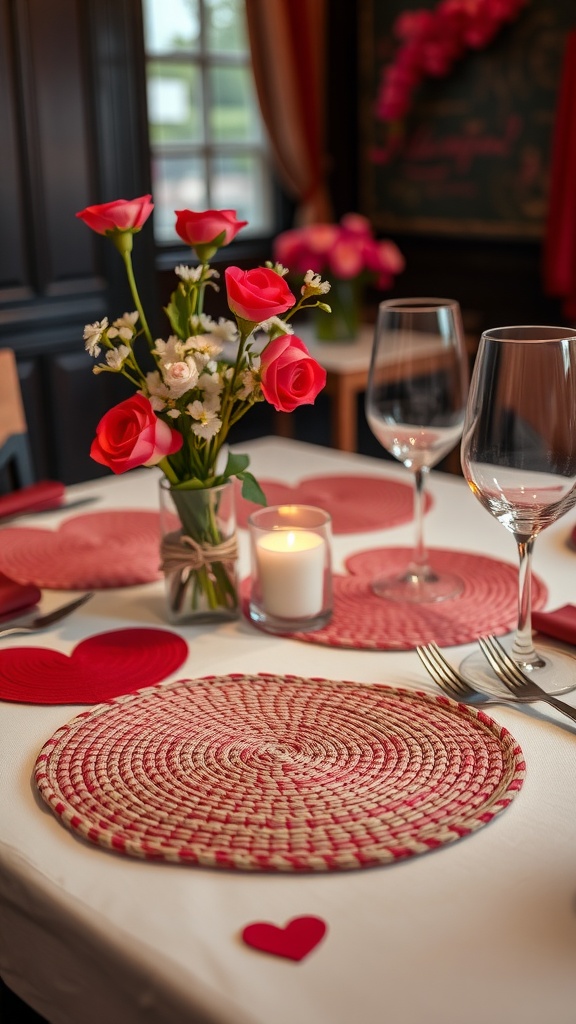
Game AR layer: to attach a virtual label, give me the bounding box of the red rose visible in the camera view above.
[225,266,295,323]
[260,335,326,413]
[90,394,182,474]
[175,209,247,248]
[76,195,154,235]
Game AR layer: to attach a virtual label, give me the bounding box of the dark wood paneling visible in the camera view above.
[0,0,155,484]
[0,1,27,295]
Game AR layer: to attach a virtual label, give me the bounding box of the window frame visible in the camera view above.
[142,0,283,254]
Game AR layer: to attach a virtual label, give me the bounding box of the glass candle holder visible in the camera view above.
[247,504,333,634]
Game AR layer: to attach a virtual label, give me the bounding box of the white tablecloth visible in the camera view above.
[1,438,576,1024]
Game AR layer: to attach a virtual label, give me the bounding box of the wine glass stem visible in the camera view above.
[512,535,544,668]
[408,467,431,580]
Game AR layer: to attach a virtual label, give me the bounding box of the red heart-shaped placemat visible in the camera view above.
[0,511,162,589]
[0,628,188,704]
[241,916,327,961]
[235,475,432,534]
[0,571,41,618]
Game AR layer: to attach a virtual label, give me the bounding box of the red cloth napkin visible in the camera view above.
[0,571,41,618]
[543,30,576,319]
[532,605,576,646]
[0,481,66,520]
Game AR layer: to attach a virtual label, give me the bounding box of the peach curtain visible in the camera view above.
[245,0,332,225]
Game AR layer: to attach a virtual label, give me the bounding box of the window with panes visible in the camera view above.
[142,0,273,245]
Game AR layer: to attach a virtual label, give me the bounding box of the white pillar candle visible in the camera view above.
[256,529,326,619]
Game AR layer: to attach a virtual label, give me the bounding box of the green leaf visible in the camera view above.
[164,283,190,339]
[238,471,267,506]
[221,451,250,479]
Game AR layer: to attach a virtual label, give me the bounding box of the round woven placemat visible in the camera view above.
[243,548,548,650]
[35,673,525,871]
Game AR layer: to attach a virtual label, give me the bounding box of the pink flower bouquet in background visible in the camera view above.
[76,196,329,620]
[273,214,405,340]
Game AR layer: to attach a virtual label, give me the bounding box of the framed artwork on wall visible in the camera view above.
[360,0,574,240]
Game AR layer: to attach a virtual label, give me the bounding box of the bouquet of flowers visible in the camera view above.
[273,214,404,340]
[76,196,329,619]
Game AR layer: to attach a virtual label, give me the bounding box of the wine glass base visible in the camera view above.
[460,636,576,697]
[372,570,464,604]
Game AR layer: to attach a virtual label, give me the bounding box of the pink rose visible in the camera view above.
[260,335,326,413]
[76,195,154,235]
[225,266,295,322]
[174,209,247,248]
[329,236,365,279]
[273,228,312,274]
[90,394,182,474]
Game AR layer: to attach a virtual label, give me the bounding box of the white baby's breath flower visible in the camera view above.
[265,261,289,278]
[259,316,294,335]
[237,354,261,397]
[108,311,139,340]
[237,362,261,400]
[174,264,203,283]
[189,313,216,334]
[302,270,331,296]
[166,408,181,419]
[145,370,170,410]
[154,335,186,364]
[210,317,238,343]
[186,334,222,359]
[148,394,167,411]
[186,400,222,440]
[83,318,108,357]
[162,357,199,398]
[199,370,224,398]
[104,344,131,370]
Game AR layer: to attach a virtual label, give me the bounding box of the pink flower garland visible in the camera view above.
[376,0,530,124]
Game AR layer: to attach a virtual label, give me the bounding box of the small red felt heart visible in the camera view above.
[0,628,188,704]
[241,916,327,962]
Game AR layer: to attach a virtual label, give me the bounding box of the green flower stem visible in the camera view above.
[157,457,179,485]
[121,250,154,350]
[196,262,208,317]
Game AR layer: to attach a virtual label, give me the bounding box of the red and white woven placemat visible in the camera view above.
[35,673,524,871]
[0,511,162,589]
[235,475,432,535]
[246,547,547,650]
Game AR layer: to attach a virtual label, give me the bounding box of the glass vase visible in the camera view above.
[159,478,239,625]
[315,277,361,342]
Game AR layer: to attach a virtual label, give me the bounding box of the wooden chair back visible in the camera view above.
[0,349,35,488]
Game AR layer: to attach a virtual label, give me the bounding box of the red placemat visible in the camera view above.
[0,629,188,704]
[235,475,432,534]
[0,571,41,618]
[244,548,548,650]
[34,673,524,871]
[0,511,162,589]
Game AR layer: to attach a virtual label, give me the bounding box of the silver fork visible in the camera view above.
[0,592,94,639]
[478,635,576,726]
[416,642,533,707]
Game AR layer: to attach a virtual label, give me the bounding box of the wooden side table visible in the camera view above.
[274,325,375,453]
[275,324,477,467]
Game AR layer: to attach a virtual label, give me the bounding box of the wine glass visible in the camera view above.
[460,325,576,695]
[365,297,469,602]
